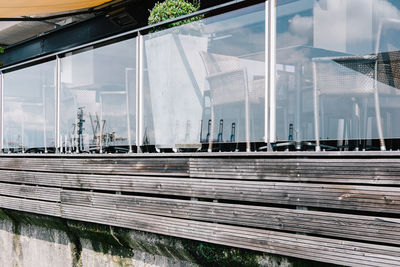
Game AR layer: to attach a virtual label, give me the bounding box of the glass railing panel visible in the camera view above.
[142,3,265,152]
[275,0,400,151]
[3,60,56,153]
[60,38,136,153]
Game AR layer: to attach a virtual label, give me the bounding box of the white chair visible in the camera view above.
[313,18,400,151]
[199,51,251,152]
[312,54,383,151]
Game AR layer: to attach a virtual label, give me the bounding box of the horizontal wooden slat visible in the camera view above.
[1,155,400,184]
[189,158,400,184]
[2,156,400,183]
[60,204,400,267]
[0,153,400,266]
[0,195,60,217]
[8,169,400,216]
[0,170,62,187]
[0,183,60,202]
[59,173,400,213]
[61,190,400,246]
[0,157,189,176]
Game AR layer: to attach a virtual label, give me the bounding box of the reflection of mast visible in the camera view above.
[101,120,106,141]
[70,124,75,152]
[230,123,236,142]
[77,107,85,152]
[206,119,211,142]
[217,119,224,142]
[89,112,100,145]
[89,112,108,151]
[89,113,96,141]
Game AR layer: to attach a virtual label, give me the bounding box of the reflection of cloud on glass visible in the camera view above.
[277,14,312,48]
[372,0,399,20]
[72,90,97,112]
[314,0,400,54]
[277,47,310,66]
[289,15,313,41]
[4,103,47,132]
[278,0,400,54]
[277,32,308,48]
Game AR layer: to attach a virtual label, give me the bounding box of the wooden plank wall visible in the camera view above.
[0,153,399,266]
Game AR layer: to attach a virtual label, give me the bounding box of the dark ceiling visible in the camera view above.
[0,0,239,67]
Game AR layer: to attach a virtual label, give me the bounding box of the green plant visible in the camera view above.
[0,47,4,67]
[148,0,200,28]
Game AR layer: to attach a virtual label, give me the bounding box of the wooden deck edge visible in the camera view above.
[61,204,400,267]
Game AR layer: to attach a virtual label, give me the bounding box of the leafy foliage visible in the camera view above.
[148,0,200,28]
[0,47,3,66]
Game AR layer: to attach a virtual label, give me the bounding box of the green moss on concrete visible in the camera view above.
[66,220,134,259]
[63,220,83,267]
[2,209,23,266]
[1,209,65,233]
[0,209,11,221]
[0,208,340,267]
[0,209,82,266]
[190,242,260,266]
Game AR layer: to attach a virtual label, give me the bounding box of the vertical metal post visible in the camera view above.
[295,64,301,150]
[0,72,3,153]
[312,60,321,152]
[56,56,61,153]
[21,118,24,153]
[42,85,48,153]
[125,68,134,153]
[264,0,269,145]
[268,0,277,144]
[208,104,214,153]
[136,33,144,153]
[99,97,103,153]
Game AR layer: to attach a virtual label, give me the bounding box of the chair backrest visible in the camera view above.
[200,51,247,105]
[199,51,241,75]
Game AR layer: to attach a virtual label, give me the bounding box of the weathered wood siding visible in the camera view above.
[0,152,399,266]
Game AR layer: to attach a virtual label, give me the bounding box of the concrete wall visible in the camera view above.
[0,209,323,267]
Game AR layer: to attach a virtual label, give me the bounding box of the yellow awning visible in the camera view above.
[0,0,112,18]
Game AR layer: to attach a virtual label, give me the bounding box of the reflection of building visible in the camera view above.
[0,1,400,266]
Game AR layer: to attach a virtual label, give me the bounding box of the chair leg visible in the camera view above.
[354,101,360,151]
[208,101,215,152]
[361,97,368,150]
[245,96,250,152]
[244,73,250,152]
[337,118,345,149]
